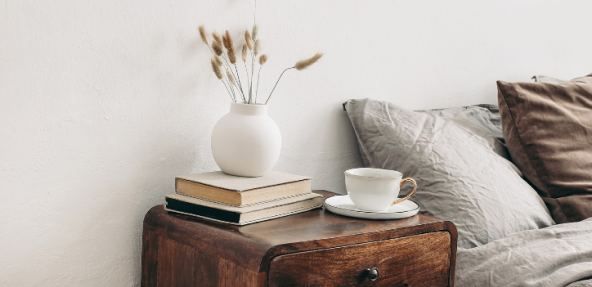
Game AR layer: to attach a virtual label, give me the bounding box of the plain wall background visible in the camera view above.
[1,0,591,285]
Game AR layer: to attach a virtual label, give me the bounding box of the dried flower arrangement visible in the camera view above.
[199,25,322,105]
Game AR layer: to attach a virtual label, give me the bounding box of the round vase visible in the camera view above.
[211,102,281,177]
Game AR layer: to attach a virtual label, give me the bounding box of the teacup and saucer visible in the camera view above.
[324,168,420,219]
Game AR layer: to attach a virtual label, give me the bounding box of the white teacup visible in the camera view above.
[344,168,417,212]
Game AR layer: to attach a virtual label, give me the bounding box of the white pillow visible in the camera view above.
[345,98,555,249]
[532,75,566,83]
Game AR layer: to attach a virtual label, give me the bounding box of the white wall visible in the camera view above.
[1,0,590,285]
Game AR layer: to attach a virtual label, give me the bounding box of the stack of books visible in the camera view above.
[164,171,322,225]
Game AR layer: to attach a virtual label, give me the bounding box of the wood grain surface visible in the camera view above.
[141,190,457,286]
[269,232,451,286]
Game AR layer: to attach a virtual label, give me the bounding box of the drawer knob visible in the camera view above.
[367,267,379,281]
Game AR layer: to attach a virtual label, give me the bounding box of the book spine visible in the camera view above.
[165,197,241,223]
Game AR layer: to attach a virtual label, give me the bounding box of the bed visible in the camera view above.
[343,73,592,286]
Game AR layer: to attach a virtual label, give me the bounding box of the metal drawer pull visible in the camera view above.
[367,267,379,281]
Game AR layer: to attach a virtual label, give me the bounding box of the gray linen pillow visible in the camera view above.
[417,105,521,176]
[417,104,503,143]
[345,98,554,249]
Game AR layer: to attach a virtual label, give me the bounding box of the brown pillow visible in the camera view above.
[497,74,592,223]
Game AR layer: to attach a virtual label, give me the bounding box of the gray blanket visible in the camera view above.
[456,218,592,287]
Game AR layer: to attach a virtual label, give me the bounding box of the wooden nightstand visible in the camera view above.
[141,191,457,286]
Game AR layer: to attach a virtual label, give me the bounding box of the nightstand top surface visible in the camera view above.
[147,191,447,243]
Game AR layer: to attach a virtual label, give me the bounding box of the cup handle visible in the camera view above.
[391,178,417,206]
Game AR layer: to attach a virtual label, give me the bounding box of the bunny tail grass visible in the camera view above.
[212,58,235,101]
[213,55,223,66]
[212,41,223,56]
[294,53,323,70]
[245,30,253,50]
[211,58,223,79]
[212,32,223,45]
[241,45,247,62]
[254,39,261,56]
[223,31,237,64]
[252,24,258,41]
[220,53,246,101]
[241,45,250,95]
[259,54,268,65]
[222,31,246,101]
[226,69,237,86]
[227,47,237,64]
[198,25,208,45]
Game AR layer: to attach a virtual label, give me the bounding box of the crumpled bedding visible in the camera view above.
[456,217,592,287]
[345,99,554,249]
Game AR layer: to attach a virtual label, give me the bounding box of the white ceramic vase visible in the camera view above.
[211,102,281,177]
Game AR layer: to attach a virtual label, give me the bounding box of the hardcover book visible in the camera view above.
[175,171,312,206]
[164,192,322,225]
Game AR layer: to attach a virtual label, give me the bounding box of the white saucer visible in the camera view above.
[324,195,420,220]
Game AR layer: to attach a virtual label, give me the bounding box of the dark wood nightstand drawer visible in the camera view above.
[268,232,451,286]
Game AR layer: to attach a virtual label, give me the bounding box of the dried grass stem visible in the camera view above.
[265,67,294,105]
